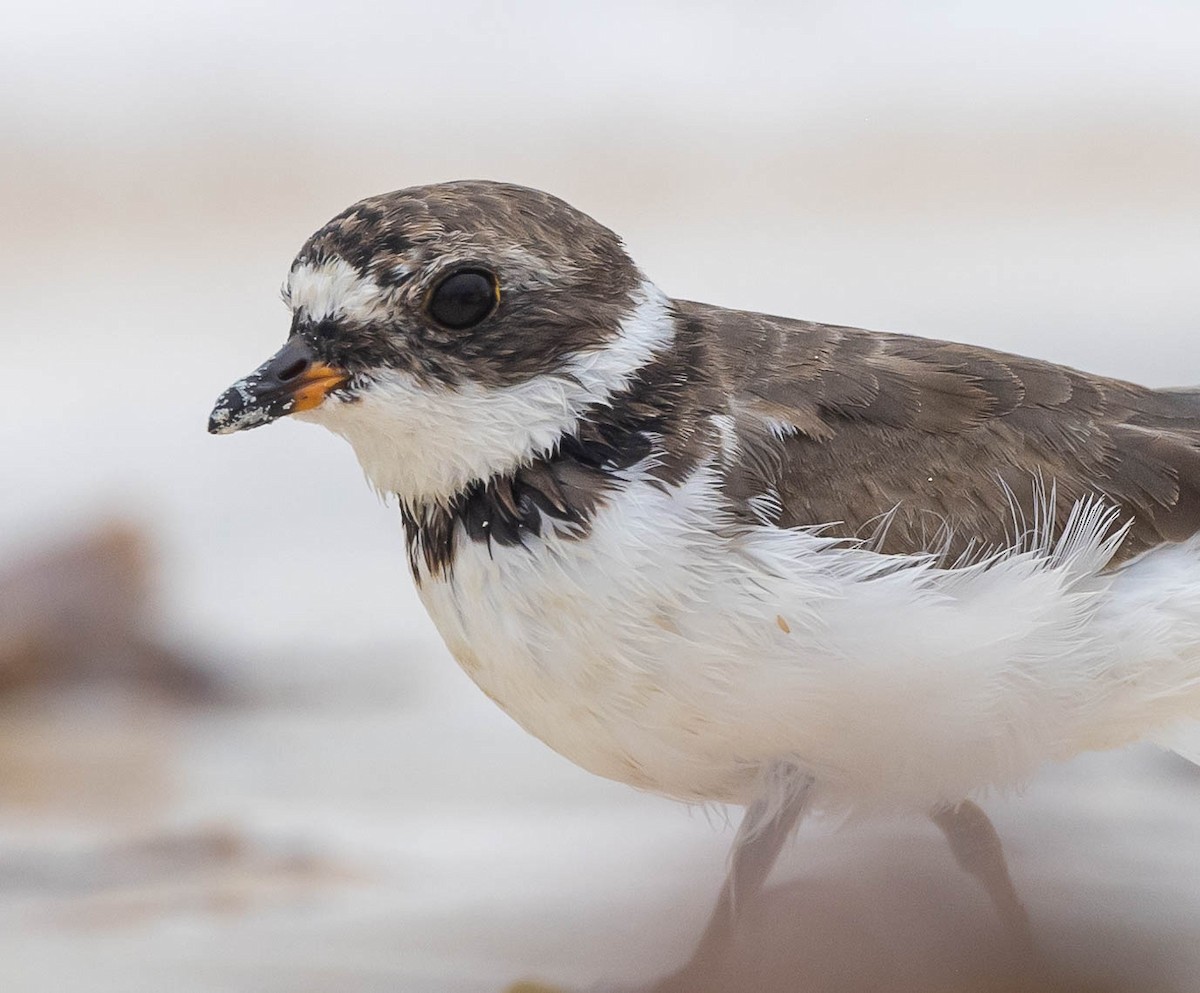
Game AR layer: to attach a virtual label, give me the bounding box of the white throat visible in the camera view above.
[296,279,676,504]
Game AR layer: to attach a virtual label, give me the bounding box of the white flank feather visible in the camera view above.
[1156,724,1200,766]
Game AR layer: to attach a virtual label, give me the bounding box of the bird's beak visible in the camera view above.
[208,337,349,435]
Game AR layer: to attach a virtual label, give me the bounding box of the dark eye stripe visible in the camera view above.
[427,269,498,330]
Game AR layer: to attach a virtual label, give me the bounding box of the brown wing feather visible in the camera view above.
[682,300,1200,563]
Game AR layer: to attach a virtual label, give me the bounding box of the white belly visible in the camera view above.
[414,464,1200,812]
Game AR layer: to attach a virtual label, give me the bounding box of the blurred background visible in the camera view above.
[2,2,1200,990]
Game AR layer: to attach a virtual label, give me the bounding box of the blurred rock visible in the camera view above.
[0,522,216,699]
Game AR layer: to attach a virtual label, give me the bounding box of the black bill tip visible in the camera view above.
[207,375,280,435]
[208,337,349,436]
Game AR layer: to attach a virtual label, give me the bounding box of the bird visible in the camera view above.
[209,180,1200,984]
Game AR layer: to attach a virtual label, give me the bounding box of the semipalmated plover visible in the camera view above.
[210,181,1200,977]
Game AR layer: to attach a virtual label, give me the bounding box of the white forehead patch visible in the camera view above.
[287,257,390,323]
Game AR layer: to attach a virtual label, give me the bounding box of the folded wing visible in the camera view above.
[685,301,1200,563]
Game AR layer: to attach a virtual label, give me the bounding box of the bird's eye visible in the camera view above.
[427,268,499,330]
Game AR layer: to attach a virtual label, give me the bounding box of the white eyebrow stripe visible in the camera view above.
[287,257,391,323]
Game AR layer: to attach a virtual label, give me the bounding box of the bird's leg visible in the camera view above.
[654,778,813,991]
[931,799,1032,943]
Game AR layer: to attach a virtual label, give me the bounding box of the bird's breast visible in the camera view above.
[409,464,787,802]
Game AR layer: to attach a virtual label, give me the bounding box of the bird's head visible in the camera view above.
[208,181,674,505]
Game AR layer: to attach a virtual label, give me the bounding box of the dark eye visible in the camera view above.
[427,268,498,330]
